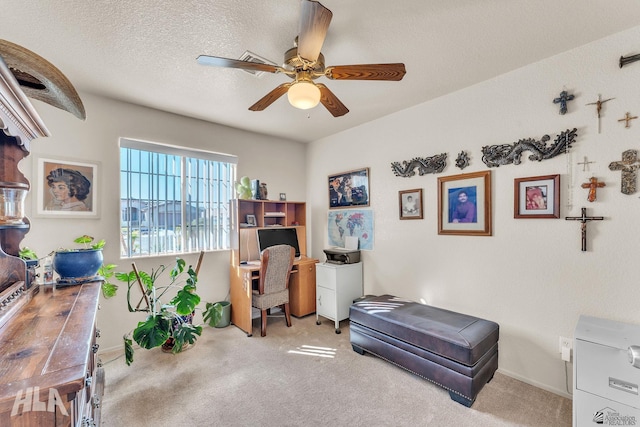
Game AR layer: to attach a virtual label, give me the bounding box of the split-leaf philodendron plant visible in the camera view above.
[116,257,223,365]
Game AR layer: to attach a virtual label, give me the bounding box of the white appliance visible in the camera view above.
[574,315,640,426]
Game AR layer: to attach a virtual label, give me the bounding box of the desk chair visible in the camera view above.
[251,244,295,337]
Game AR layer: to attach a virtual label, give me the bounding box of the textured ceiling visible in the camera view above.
[3,1,640,143]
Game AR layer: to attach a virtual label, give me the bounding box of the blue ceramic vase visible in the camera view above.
[53,249,103,280]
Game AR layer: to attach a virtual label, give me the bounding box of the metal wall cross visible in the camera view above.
[565,207,604,251]
[581,177,605,202]
[608,149,640,194]
[618,112,638,128]
[586,94,614,133]
[577,156,594,171]
[553,90,575,115]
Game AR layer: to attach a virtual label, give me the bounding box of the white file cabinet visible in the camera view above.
[315,262,363,334]
[574,315,640,426]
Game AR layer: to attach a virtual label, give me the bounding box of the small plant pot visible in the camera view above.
[53,249,103,280]
[215,301,231,328]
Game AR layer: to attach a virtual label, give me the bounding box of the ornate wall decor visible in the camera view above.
[481,128,577,168]
[553,90,574,115]
[617,112,638,128]
[608,149,640,195]
[580,177,605,202]
[620,53,640,68]
[391,153,447,178]
[455,151,470,170]
[585,95,614,133]
[565,207,604,252]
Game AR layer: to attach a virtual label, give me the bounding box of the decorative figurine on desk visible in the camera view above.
[235,176,252,199]
[259,183,268,200]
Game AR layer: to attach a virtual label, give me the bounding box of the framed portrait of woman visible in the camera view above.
[34,156,100,219]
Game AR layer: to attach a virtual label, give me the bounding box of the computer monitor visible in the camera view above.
[256,227,300,257]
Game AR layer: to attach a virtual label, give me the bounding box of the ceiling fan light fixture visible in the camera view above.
[287,80,321,110]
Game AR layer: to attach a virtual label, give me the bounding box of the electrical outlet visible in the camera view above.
[559,336,572,362]
[559,336,572,353]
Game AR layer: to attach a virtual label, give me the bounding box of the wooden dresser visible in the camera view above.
[0,41,98,427]
[0,282,103,427]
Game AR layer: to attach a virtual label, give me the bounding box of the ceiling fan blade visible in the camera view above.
[297,1,333,63]
[317,83,349,117]
[197,55,281,74]
[248,83,292,111]
[325,63,407,81]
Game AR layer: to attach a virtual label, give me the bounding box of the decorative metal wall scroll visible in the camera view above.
[608,149,640,195]
[553,90,574,115]
[391,153,447,178]
[581,177,605,202]
[455,151,470,170]
[481,128,577,168]
[620,53,640,68]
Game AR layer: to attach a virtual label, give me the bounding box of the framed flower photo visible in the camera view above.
[514,174,560,219]
[437,171,491,236]
[399,189,423,220]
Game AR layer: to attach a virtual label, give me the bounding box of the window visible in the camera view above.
[120,138,237,257]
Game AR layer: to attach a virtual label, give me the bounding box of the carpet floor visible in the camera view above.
[100,312,572,426]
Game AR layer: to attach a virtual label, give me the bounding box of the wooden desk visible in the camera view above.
[0,282,103,426]
[230,256,318,336]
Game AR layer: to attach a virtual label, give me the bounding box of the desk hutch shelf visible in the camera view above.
[229,199,318,336]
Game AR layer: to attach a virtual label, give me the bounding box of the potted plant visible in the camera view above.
[116,256,224,365]
[53,234,105,280]
[52,235,118,298]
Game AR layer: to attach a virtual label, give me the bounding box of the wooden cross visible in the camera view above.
[586,94,614,133]
[618,112,638,128]
[581,177,605,202]
[577,156,595,171]
[565,207,604,252]
[608,149,640,194]
[553,90,575,115]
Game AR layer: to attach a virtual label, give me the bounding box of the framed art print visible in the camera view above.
[35,156,100,219]
[328,168,370,209]
[514,174,560,219]
[438,171,491,236]
[399,188,423,220]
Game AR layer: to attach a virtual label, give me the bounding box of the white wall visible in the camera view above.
[21,93,307,351]
[17,24,640,398]
[307,25,640,397]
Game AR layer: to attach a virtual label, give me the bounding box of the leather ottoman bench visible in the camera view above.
[349,294,499,407]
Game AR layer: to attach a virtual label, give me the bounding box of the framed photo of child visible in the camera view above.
[399,189,423,220]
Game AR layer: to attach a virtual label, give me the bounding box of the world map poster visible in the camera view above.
[327,209,374,250]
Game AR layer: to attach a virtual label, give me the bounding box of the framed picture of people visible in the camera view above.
[437,171,491,236]
[399,188,423,220]
[328,167,370,209]
[514,174,560,219]
[34,156,100,219]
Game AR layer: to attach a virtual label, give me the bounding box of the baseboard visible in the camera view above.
[497,368,573,400]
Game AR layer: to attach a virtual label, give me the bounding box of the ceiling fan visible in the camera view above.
[196,0,406,117]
